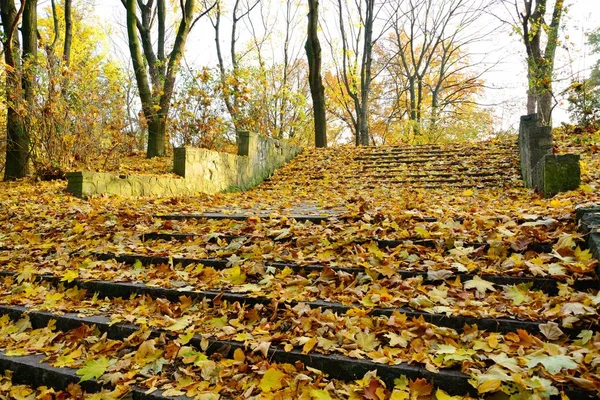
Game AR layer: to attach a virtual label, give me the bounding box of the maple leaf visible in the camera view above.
[355,332,380,352]
[223,266,246,284]
[165,316,192,331]
[162,389,185,396]
[503,284,530,305]
[435,389,462,399]
[463,276,496,294]
[526,354,578,374]
[385,332,408,348]
[577,330,593,345]
[76,357,113,382]
[16,266,35,283]
[54,347,83,368]
[538,322,564,341]
[310,389,333,400]
[259,368,285,392]
[427,269,454,281]
[61,270,79,283]
[475,365,511,393]
[574,246,592,262]
[562,302,595,316]
[176,331,194,345]
[414,226,431,239]
[488,353,521,372]
[408,378,432,397]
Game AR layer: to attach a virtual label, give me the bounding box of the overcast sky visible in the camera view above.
[94,0,599,130]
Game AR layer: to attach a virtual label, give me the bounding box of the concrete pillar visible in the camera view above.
[237,131,258,157]
[519,114,553,188]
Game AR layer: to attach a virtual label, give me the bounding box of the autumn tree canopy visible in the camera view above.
[0,0,591,177]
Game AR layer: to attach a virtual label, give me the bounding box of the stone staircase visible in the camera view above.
[0,139,598,398]
[355,142,521,189]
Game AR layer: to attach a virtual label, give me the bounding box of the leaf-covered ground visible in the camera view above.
[0,129,599,399]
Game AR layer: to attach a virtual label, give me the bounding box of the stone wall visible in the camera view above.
[67,131,302,197]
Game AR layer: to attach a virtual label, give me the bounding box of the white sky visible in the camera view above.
[93,0,599,131]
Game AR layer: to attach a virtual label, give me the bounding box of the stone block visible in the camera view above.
[576,205,600,221]
[519,114,553,188]
[532,154,581,197]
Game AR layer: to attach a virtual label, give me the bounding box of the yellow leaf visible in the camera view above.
[390,391,409,400]
[302,337,318,354]
[574,247,592,262]
[176,331,194,345]
[462,189,474,197]
[259,368,285,392]
[488,334,499,349]
[233,348,246,362]
[72,223,85,234]
[435,389,461,399]
[478,379,501,393]
[61,270,79,283]
[310,389,333,400]
[162,389,185,396]
[415,226,430,239]
[580,184,594,193]
[223,266,246,285]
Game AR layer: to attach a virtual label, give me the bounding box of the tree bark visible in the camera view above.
[306,0,327,148]
[358,0,374,146]
[63,0,72,65]
[123,0,197,158]
[520,0,564,126]
[1,0,36,180]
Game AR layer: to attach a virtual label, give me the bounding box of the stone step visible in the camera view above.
[363,178,511,186]
[351,176,509,184]
[357,143,517,153]
[355,151,515,162]
[0,271,589,337]
[359,159,510,167]
[154,213,338,223]
[0,332,186,399]
[140,232,556,258]
[361,161,515,170]
[363,171,501,179]
[89,251,597,295]
[0,305,481,397]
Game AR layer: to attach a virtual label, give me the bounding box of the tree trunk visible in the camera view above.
[63,0,72,65]
[357,0,374,146]
[2,0,36,180]
[147,117,166,158]
[520,0,563,126]
[123,0,197,158]
[306,0,327,148]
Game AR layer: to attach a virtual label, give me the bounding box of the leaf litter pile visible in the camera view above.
[0,130,599,399]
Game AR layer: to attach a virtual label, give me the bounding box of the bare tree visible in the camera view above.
[122,0,214,158]
[306,0,327,147]
[210,0,260,131]
[386,0,494,136]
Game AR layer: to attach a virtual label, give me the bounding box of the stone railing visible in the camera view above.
[518,114,580,197]
[67,131,302,198]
